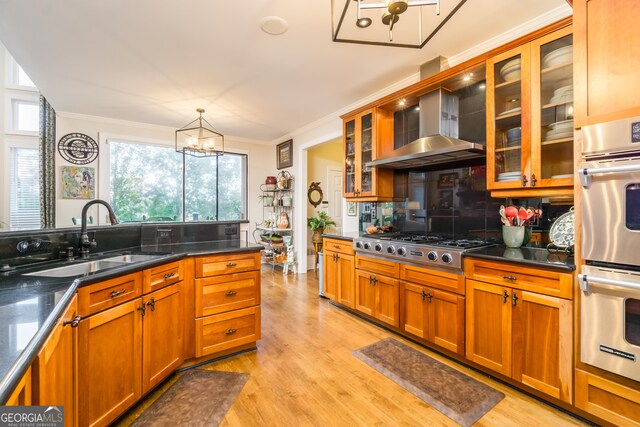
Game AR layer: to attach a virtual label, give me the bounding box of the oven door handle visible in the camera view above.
[579,163,640,188]
[578,273,640,293]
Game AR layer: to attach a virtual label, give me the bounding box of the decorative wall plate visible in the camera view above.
[58,133,99,165]
[548,207,575,249]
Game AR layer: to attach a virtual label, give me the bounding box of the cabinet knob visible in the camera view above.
[225,290,237,297]
[110,289,126,298]
[63,315,82,328]
[225,328,237,335]
[227,263,237,267]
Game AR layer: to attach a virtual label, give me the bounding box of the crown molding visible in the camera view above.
[56,110,270,145]
[277,4,572,145]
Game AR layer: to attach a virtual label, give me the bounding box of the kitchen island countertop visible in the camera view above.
[0,240,261,404]
[321,231,360,242]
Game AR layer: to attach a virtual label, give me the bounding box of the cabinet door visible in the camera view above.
[355,270,375,317]
[428,288,465,356]
[337,254,355,309]
[574,0,640,127]
[375,274,399,327]
[401,282,428,339]
[343,117,357,197]
[358,111,375,197]
[487,44,532,190]
[323,251,339,301]
[530,25,574,189]
[33,295,78,426]
[465,280,512,376]
[512,290,573,403]
[142,284,183,394]
[5,368,31,406]
[79,299,143,427]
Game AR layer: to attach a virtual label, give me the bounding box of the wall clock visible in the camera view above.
[58,133,99,165]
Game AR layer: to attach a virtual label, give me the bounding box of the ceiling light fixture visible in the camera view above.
[332,0,468,49]
[175,108,224,157]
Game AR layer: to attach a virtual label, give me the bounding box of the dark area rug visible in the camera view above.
[131,369,249,427]
[354,338,504,427]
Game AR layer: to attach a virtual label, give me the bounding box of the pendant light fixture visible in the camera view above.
[332,0,467,48]
[175,108,224,157]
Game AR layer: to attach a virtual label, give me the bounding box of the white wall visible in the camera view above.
[55,112,275,241]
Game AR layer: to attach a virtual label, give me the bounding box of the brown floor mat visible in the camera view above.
[354,338,504,427]
[131,369,249,427]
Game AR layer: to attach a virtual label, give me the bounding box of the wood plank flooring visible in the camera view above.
[119,269,587,426]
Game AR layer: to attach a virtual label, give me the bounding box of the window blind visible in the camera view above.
[10,147,41,230]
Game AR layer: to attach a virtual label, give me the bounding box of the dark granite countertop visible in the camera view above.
[321,231,360,242]
[463,245,575,271]
[0,240,261,404]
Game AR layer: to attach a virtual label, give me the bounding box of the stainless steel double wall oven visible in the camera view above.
[579,116,640,382]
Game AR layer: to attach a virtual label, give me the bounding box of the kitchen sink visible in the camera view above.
[23,260,129,277]
[101,254,161,263]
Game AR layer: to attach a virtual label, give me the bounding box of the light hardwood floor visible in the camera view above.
[119,268,587,426]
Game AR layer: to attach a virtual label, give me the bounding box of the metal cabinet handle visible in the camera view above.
[63,315,82,328]
[502,290,509,303]
[426,292,433,303]
[137,302,146,317]
[503,275,517,281]
[225,290,237,296]
[531,173,537,187]
[225,328,237,335]
[421,289,427,301]
[163,272,175,281]
[147,297,155,311]
[512,292,519,306]
[110,289,126,298]
[372,277,378,285]
[227,263,237,267]
[333,245,341,249]
[522,175,528,187]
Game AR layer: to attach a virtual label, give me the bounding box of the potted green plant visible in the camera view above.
[307,211,336,243]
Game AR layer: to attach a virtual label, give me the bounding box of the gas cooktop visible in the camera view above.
[353,233,496,272]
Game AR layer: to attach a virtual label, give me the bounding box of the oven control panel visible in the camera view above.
[353,238,462,270]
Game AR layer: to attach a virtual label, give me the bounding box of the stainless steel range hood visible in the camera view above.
[366,57,485,170]
[366,89,485,169]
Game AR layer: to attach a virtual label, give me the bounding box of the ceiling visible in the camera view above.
[0,1,570,142]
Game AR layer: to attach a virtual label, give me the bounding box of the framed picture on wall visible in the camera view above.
[347,201,357,216]
[277,139,293,169]
[61,166,95,199]
[437,172,458,189]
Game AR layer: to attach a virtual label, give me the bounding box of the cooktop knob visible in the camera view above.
[387,245,396,254]
[427,251,438,261]
[363,242,371,250]
[355,241,363,249]
[442,253,452,263]
[397,247,406,256]
[374,244,383,252]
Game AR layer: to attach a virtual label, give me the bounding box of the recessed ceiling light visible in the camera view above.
[260,16,288,35]
[399,99,406,106]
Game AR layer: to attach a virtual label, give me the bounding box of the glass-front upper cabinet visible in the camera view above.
[360,112,373,194]
[486,25,573,192]
[487,44,531,189]
[344,118,356,195]
[531,27,574,188]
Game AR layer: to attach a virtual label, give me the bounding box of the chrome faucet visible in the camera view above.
[79,199,119,258]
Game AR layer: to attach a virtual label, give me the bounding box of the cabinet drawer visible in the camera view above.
[575,369,640,427]
[400,264,465,295]
[356,255,399,277]
[143,260,184,294]
[195,271,260,317]
[195,306,260,357]
[78,272,142,315]
[195,252,261,278]
[464,258,573,299]
[323,238,354,256]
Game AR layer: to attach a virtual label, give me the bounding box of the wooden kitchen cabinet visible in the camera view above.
[401,282,465,355]
[32,295,78,426]
[466,276,573,403]
[323,238,355,307]
[342,108,393,201]
[575,369,640,427]
[142,284,183,393]
[487,25,574,195]
[574,0,640,127]
[78,299,143,427]
[355,269,399,327]
[6,368,31,406]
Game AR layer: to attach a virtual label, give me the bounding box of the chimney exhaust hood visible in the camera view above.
[366,57,485,170]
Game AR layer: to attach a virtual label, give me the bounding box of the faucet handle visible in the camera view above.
[66,247,76,260]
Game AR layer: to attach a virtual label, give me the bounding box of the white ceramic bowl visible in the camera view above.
[500,58,522,81]
[549,119,574,130]
[543,45,573,67]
